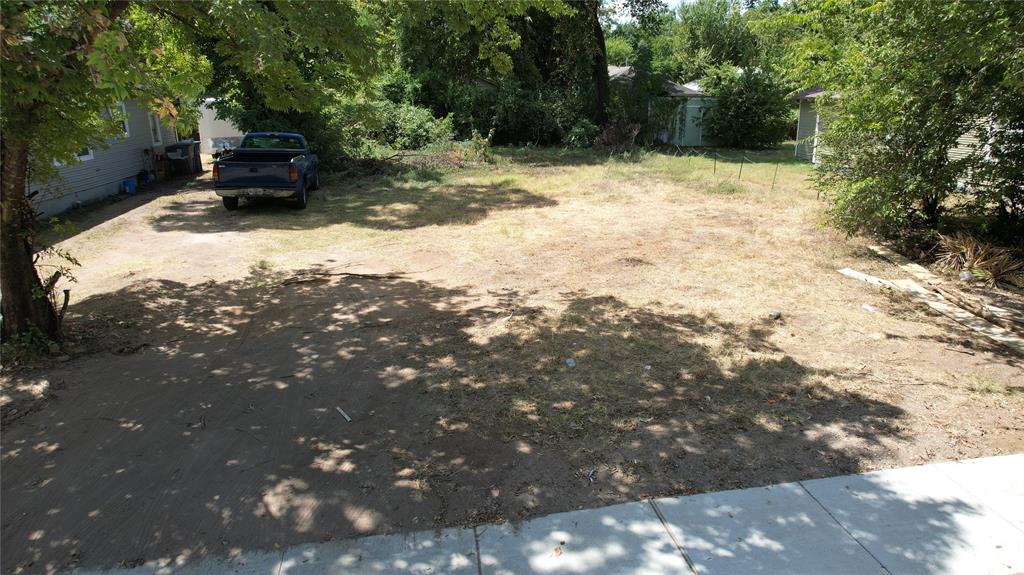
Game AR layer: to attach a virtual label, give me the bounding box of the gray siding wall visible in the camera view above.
[30,100,178,217]
[949,125,990,190]
[949,127,983,162]
[795,99,817,161]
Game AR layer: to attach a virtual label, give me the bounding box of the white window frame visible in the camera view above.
[75,148,94,161]
[149,112,163,146]
[110,101,130,138]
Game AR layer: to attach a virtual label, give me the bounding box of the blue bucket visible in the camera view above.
[123,178,137,195]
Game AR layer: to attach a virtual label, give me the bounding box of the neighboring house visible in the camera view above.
[608,66,716,147]
[793,87,825,163]
[651,79,716,147]
[198,98,244,155]
[794,88,1000,180]
[30,100,179,217]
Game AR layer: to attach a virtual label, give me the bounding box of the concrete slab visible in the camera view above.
[653,482,886,575]
[477,501,686,575]
[934,454,1024,533]
[276,528,478,574]
[802,463,1024,575]
[71,550,284,575]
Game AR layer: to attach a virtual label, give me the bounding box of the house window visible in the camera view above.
[149,112,163,146]
[110,101,129,138]
[76,148,94,161]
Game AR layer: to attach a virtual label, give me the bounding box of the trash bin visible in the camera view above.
[122,177,137,195]
[165,140,202,175]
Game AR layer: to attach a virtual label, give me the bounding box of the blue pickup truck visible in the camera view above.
[212,132,319,210]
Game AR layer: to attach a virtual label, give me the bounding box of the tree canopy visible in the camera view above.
[788,0,1024,242]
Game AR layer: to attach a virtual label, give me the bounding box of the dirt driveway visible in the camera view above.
[3,148,1022,573]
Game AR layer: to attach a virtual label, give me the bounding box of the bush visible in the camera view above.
[700,64,790,149]
[215,95,453,171]
[372,101,454,150]
[564,119,599,148]
[464,129,495,163]
[808,1,1023,246]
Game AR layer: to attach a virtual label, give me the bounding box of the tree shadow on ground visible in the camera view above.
[35,175,210,246]
[147,175,555,234]
[2,269,934,573]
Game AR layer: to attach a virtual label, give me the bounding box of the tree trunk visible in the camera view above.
[1,136,60,342]
[587,0,610,127]
[921,192,942,227]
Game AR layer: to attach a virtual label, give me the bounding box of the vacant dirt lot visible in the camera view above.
[3,148,1022,573]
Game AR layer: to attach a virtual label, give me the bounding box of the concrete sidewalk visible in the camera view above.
[75,454,1024,575]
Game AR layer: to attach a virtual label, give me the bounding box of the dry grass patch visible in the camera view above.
[6,144,1022,572]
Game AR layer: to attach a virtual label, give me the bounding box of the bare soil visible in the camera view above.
[3,147,1022,574]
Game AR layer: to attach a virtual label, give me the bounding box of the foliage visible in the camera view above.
[0,325,53,365]
[396,1,573,76]
[565,119,600,148]
[642,97,683,144]
[377,101,455,150]
[701,64,790,148]
[465,129,496,163]
[605,36,634,66]
[214,93,453,169]
[802,0,1024,244]
[396,2,597,145]
[608,39,661,127]
[671,0,757,80]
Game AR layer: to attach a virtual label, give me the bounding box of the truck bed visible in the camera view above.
[215,149,301,188]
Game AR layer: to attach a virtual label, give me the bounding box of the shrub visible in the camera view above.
[700,64,790,149]
[464,129,495,163]
[564,119,599,148]
[214,94,453,170]
[372,101,454,150]
[595,122,641,147]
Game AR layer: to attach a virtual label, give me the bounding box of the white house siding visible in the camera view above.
[198,100,244,154]
[795,99,817,161]
[949,125,993,191]
[30,100,178,217]
[949,128,983,163]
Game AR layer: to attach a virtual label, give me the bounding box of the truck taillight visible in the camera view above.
[212,164,220,183]
[289,164,298,183]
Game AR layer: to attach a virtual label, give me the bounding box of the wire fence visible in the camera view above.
[670,146,789,192]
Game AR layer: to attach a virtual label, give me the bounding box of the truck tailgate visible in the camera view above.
[217,161,292,187]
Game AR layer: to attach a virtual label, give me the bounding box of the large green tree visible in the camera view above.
[395,1,592,143]
[791,0,1024,241]
[1,0,577,342]
[1,0,378,341]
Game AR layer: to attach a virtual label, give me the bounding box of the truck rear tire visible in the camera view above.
[294,184,308,210]
[223,196,239,211]
[309,172,320,191]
